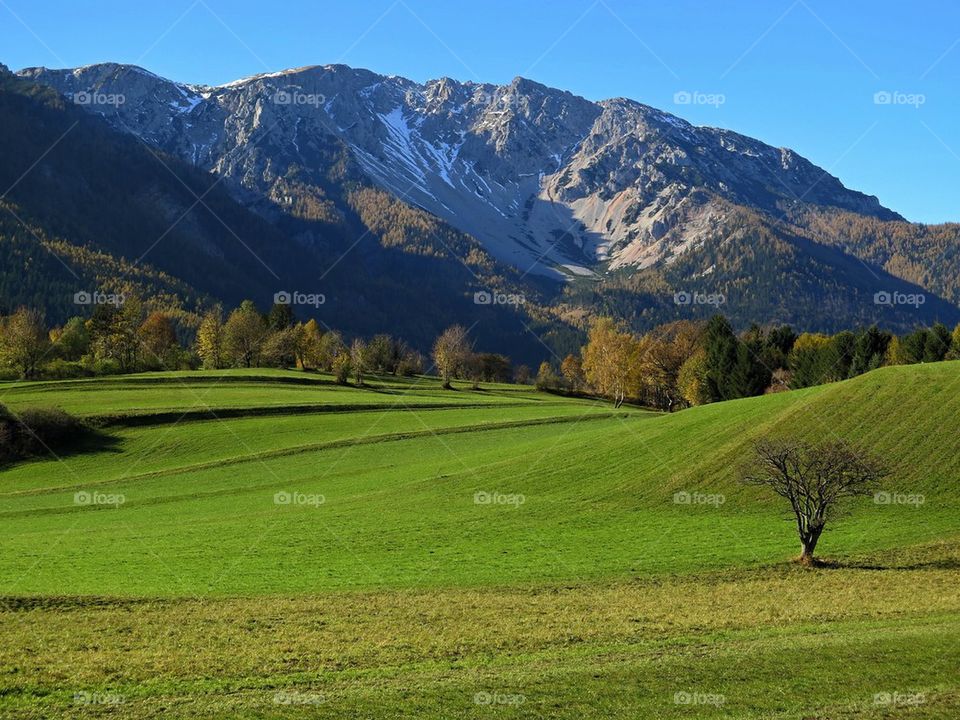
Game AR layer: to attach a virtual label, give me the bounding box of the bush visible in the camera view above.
[16,407,86,451]
[90,358,123,376]
[0,406,89,461]
[41,359,90,379]
[0,405,16,460]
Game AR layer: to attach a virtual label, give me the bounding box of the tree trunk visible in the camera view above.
[799,527,823,566]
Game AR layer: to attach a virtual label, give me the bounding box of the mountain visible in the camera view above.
[17,63,901,275]
[0,65,566,361]
[8,61,960,349]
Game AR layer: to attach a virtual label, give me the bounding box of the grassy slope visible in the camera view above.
[0,364,959,718]
[1,364,957,595]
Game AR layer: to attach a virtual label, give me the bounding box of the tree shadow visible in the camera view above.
[813,556,960,571]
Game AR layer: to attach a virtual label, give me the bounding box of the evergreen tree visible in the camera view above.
[849,326,891,377]
[924,323,952,362]
[703,315,741,401]
[267,302,295,331]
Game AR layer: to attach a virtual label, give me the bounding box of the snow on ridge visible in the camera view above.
[217,68,312,89]
[169,84,204,114]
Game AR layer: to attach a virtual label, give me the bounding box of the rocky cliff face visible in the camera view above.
[19,62,898,280]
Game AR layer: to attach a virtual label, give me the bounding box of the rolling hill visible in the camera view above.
[0,364,958,717]
[0,361,957,595]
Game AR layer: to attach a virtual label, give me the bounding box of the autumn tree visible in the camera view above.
[742,439,887,566]
[262,326,301,368]
[332,351,351,384]
[223,300,268,368]
[432,325,470,389]
[317,330,346,372]
[366,334,404,374]
[581,317,637,407]
[677,348,710,406]
[535,361,561,391]
[475,353,512,383]
[396,347,424,377]
[0,307,50,379]
[89,297,142,372]
[636,320,704,409]
[560,354,585,392]
[138,311,178,368]
[350,338,368,386]
[514,364,532,385]
[949,323,960,360]
[299,319,324,369]
[195,306,225,370]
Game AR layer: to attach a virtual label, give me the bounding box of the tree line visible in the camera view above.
[536,315,960,409]
[1,302,957,404]
[0,299,520,386]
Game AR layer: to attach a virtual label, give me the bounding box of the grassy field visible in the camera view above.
[1,364,959,717]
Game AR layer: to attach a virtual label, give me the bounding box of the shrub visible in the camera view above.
[42,359,89,380]
[90,358,123,376]
[0,406,89,461]
[16,407,86,453]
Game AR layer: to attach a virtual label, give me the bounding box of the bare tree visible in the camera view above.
[742,439,887,566]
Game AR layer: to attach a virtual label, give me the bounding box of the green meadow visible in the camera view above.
[1,363,958,718]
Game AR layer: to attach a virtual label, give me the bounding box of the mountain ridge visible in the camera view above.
[17,61,900,279]
[4,60,960,352]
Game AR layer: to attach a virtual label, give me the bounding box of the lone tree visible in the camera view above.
[742,439,887,566]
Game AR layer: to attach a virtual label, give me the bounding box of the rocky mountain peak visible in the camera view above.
[18,61,901,278]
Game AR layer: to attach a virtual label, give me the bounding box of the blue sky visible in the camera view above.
[2,0,958,223]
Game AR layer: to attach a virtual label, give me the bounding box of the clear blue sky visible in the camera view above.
[2,0,958,223]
